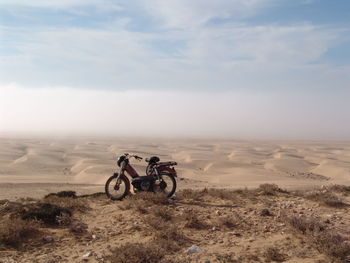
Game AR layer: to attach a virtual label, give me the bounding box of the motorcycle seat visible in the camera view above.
[145,156,160,163]
[158,161,177,166]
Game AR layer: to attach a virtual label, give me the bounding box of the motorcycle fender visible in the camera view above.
[159,167,177,177]
[113,173,131,186]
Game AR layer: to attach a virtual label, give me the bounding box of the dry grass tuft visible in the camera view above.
[152,206,173,221]
[217,216,237,229]
[21,203,72,226]
[0,218,42,248]
[306,191,347,208]
[314,232,350,261]
[185,213,208,229]
[179,189,203,201]
[286,215,325,235]
[286,215,350,261]
[328,185,350,195]
[258,184,287,196]
[45,191,77,199]
[43,195,89,212]
[130,192,170,205]
[153,225,189,252]
[264,247,287,262]
[69,220,88,234]
[108,242,165,263]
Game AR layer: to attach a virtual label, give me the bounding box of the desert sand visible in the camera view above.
[1,136,350,262]
[0,136,350,199]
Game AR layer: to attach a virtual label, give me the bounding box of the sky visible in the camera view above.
[0,0,349,139]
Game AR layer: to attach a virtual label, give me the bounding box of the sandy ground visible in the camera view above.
[0,136,350,199]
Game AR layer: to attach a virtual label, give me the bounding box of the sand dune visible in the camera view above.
[0,137,350,191]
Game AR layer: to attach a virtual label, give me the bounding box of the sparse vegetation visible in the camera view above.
[306,191,347,207]
[185,213,208,229]
[0,218,41,248]
[152,206,173,221]
[1,184,349,263]
[314,232,350,261]
[329,185,350,195]
[286,215,350,262]
[217,215,237,228]
[108,242,165,263]
[21,203,72,226]
[45,191,77,199]
[264,247,287,262]
[43,195,89,212]
[286,215,325,234]
[69,219,88,234]
[257,184,287,196]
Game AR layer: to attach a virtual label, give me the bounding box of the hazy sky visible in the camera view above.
[0,0,349,138]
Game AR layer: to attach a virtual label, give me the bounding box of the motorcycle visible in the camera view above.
[105,153,178,200]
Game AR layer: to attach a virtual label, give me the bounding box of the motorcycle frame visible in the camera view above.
[116,157,177,183]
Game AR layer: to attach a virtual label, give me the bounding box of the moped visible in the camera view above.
[105,153,177,200]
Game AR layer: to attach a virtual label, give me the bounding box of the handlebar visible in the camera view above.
[123,153,143,161]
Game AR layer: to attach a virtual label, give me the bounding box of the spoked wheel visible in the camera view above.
[105,174,130,200]
[155,173,177,198]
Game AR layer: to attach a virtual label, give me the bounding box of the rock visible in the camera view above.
[43,235,54,243]
[83,252,93,258]
[232,232,242,237]
[212,226,217,231]
[260,208,272,216]
[186,245,203,254]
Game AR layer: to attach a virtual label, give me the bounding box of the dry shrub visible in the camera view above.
[217,216,237,229]
[21,203,72,226]
[0,201,23,216]
[179,189,203,201]
[152,206,173,221]
[205,188,236,201]
[313,232,350,261]
[45,191,77,199]
[108,242,165,263]
[306,191,347,208]
[185,213,208,229]
[328,185,350,195]
[43,196,89,212]
[264,247,287,262]
[69,220,88,234]
[131,192,170,205]
[78,192,106,198]
[144,215,189,253]
[118,200,134,210]
[286,215,350,261]
[136,205,149,214]
[0,218,41,248]
[286,216,325,235]
[153,225,189,252]
[258,184,287,196]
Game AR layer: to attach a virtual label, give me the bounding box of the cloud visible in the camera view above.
[0,21,347,91]
[142,0,274,28]
[0,0,123,10]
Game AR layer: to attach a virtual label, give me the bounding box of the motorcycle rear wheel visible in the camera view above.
[156,173,176,198]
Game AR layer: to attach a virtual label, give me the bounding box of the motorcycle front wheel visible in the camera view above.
[105,174,130,200]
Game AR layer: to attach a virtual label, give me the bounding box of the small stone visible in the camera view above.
[186,245,203,254]
[260,208,272,216]
[212,226,217,231]
[43,236,54,243]
[83,252,93,258]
